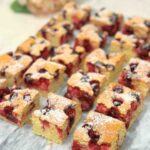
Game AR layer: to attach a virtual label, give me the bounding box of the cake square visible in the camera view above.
[31,93,81,143]
[0,87,39,126]
[122,16,150,39]
[23,58,66,95]
[55,44,86,63]
[72,111,126,150]
[65,70,106,111]
[37,20,73,47]
[84,49,125,83]
[90,8,123,35]
[96,83,143,128]
[16,36,52,60]
[60,2,91,29]
[119,58,150,97]
[80,24,99,33]
[0,53,32,86]
[50,44,86,76]
[74,30,108,52]
[135,43,150,61]
[110,32,144,61]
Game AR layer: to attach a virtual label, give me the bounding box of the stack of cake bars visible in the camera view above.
[0,2,150,150]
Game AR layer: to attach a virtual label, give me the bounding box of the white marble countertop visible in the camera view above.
[0,0,150,150]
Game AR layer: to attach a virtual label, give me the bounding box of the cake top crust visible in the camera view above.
[97,82,142,114]
[0,88,39,118]
[34,93,77,127]
[67,70,106,95]
[17,36,51,56]
[24,58,65,80]
[124,58,150,84]
[85,49,124,73]
[73,111,125,145]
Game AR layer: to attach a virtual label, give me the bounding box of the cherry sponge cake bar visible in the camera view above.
[122,16,150,39]
[90,8,123,36]
[84,48,125,83]
[119,58,150,97]
[110,32,144,61]
[23,58,65,96]
[74,30,108,52]
[65,70,106,111]
[31,93,81,144]
[0,87,39,126]
[16,36,52,61]
[59,2,91,29]
[37,19,74,47]
[95,83,144,128]
[72,111,126,150]
[0,53,32,86]
[50,44,80,77]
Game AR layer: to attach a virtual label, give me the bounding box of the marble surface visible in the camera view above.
[0,0,150,150]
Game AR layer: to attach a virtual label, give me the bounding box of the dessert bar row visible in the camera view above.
[17,2,150,64]
[31,53,150,146]
[0,2,150,149]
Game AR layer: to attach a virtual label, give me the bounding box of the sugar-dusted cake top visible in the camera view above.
[34,93,77,127]
[0,88,39,116]
[74,111,125,145]
[91,8,122,25]
[24,58,65,80]
[124,58,150,83]
[67,70,106,96]
[0,53,32,77]
[97,83,142,114]
[113,32,139,47]
[85,49,124,72]
[17,36,51,56]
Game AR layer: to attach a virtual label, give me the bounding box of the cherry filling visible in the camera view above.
[90,81,100,96]
[87,62,115,73]
[24,73,50,91]
[100,32,108,48]
[0,106,18,124]
[66,63,75,77]
[135,44,150,60]
[147,71,150,78]
[74,38,95,52]
[60,34,70,45]
[60,25,73,44]
[72,140,110,150]
[65,86,94,111]
[83,39,94,52]
[40,48,50,60]
[58,59,75,77]
[73,13,90,29]
[0,88,11,102]
[41,120,50,129]
[119,70,133,88]
[83,124,100,144]
[96,103,108,114]
[72,141,86,150]
[0,66,8,77]
[122,25,134,35]
[64,105,76,134]
[102,14,121,36]
[63,24,73,36]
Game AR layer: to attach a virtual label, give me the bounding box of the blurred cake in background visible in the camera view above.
[13,0,75,15]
